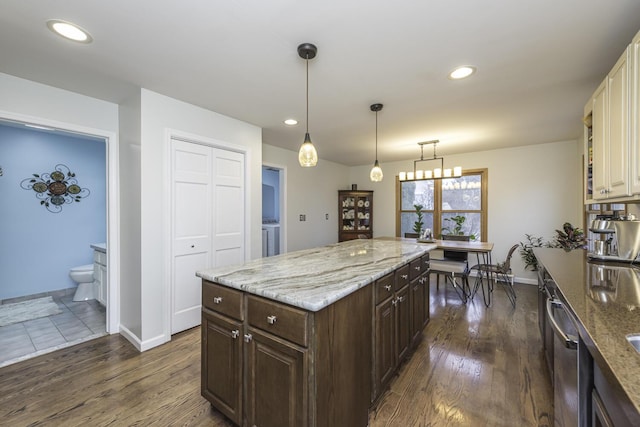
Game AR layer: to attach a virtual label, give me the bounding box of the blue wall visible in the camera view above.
[0,123,106,300]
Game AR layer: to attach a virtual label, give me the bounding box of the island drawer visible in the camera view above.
[375,272,395,304]
[396,264,410,289]
[409,258,423,280]
[247,295,308,347]
[203,281,244,321]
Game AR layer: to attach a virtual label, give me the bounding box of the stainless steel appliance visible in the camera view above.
[547,293,579,426]
[588,219,640,262]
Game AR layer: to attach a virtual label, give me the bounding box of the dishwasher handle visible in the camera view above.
[546,299,578,350]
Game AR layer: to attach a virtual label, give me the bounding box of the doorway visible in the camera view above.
[0,115,118,365]
[262,164,286,257]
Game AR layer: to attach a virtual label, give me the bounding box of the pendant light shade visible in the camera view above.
[298,43,318,167]
[370,103,384,182]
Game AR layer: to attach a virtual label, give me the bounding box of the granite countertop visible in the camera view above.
[534,247,640,414]
[196,238,434,312]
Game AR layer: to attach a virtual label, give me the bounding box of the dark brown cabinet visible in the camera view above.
[246,328,307,427]
[201,310,243,426]
[339,190,373,241]
[202,279,373,427]
[372,256,429,403]
[410,255,430,345]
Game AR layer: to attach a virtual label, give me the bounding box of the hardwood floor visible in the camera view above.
[0,280,552,426]
[369,281,553,427]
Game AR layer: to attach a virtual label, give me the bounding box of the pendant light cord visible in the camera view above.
[375,110,378,161]
[306,55,309,134]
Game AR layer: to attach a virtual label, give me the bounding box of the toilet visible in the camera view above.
[70,264,95,301]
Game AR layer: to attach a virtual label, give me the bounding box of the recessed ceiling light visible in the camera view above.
[46,19,93,43]
[284,119,298,126]
[448,66,476,80]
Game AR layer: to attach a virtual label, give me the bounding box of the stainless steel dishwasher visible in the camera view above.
[546,293,579,426]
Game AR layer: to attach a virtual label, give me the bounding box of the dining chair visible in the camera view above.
[429,234,471,303]
[471,244,519,307]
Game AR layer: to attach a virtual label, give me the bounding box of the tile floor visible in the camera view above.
[0,295,106,367]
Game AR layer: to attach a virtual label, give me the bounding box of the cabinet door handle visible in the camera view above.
[213,297,223,304]
[415,266,421,271]
[244,333,253,343]
[392,298,398,306]
[384,285,392,292]
[267,315,277,325]
[401,274,408,280]
[398,296,405,303]
[231,329,240,339]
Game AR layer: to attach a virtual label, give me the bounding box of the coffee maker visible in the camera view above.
[588,218,640,262]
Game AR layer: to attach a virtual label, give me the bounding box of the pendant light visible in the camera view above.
[369,103,384,182]
[297,43,318,167]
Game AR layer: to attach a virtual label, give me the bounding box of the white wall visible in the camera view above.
[348,139,583,282]
[262,144,350,252]
[118,91,142,338]
[135,89,262,350]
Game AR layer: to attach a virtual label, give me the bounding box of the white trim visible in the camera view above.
[0,109,120,335]
[163,128,250,339]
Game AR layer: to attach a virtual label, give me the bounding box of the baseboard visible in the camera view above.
[118,326,170,352]
[119,324,142,351]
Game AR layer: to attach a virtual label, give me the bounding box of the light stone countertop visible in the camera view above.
[196,238,434,312]
[90,243,106,253]
[534,248,640,417]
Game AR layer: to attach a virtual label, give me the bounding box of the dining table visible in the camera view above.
[429,239,494,303]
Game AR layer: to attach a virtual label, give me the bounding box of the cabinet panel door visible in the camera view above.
[246,328,307,427]
[201,310,243,426]
[607,49,630,198]
[396,285,411,362]
[411,278,425,345]
[592,79,608,199]
[375,297,396,394]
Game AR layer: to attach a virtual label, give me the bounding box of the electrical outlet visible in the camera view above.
[299,214,306,221]
[325,213,329,220]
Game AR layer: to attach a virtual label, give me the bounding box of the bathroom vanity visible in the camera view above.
[91,243,107,306]
[196,239,433,427]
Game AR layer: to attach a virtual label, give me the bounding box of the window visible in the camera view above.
[396,169,488,241]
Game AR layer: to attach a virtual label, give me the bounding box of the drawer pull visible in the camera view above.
[213,297,223,304]
[384,285,392,292]
[244,333,253,343]
[401,274,408,280]
[397,296,405,303]
[267,315,277,325]
[415,266,421,271]
[231,329,240,339]
[392,298,398,306]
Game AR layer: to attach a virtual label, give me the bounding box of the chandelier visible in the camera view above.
[398,140,462,181]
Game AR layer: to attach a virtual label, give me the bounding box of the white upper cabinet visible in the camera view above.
[584,31,639,202]
[631,30,640,195]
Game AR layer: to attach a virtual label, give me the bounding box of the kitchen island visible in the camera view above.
[534,248,640,426]
[196,238,435,427]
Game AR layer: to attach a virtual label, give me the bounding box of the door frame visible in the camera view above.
[262,162,287,255]
[164,128,250,336]
[0,109,120,334]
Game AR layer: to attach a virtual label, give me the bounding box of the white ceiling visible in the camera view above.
[2,1,640,166]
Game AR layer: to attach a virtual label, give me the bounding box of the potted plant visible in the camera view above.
[413,204,424,236]
[550,222,586,251]
[442,215,476,240]
[519,234,546,271]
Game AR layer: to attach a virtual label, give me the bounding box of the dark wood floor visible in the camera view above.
[0,279,552,426]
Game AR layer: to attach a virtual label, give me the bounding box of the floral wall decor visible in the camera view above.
[20,164,90,213]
